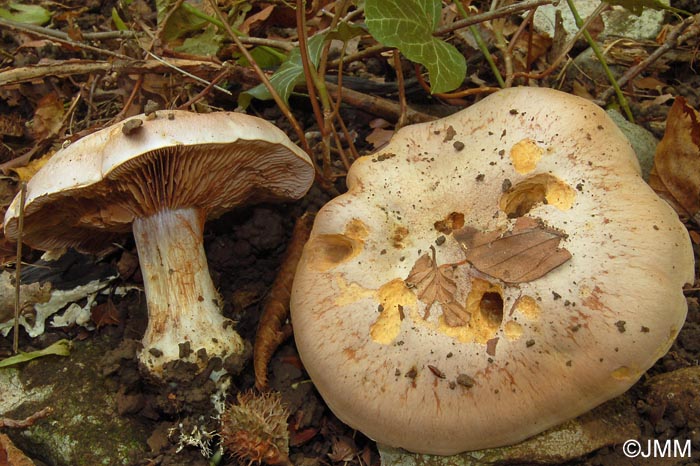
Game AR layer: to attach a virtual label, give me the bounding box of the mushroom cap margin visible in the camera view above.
[290,87,694,455]
[3,110,314,252]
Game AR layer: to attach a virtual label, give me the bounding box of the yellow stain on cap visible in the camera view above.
[510,138,544,174]
[504,321,524,340]
[370,278,417,344]
[611,366,634,380]
[305,218,369,272]
[345,218,369,240]
[514,295,541,320]
[334,276,375,307]
[499,173,576,215]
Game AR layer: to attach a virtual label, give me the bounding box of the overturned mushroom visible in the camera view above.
[4,110,314,380]
[290,87,694,454]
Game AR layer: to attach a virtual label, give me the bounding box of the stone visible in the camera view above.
[378,396,640,465]
[533,0,669,43]
[606,109,659,180]
[1,336,148,465]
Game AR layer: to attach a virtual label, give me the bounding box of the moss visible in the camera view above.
[6,336,148,466]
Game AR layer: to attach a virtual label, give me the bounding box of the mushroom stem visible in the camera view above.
[132,207,245,378]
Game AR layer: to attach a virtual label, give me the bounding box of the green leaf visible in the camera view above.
[602,0,690,16]
[0,339,71,368]
[111,7,128,32]
[238,46,286,69]
[325,21,366,42]
[239,33,326,108]
[156,0,207,42]
[364,0,466,94]
[0,2,51,25]
[175,25,224,56]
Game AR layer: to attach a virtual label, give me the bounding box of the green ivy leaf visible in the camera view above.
[325,21,366,42]
[239,33,326,109]
[602,0,690,16]
[364,0,466,94]
[0,2,51,25]
[237,46,285,69]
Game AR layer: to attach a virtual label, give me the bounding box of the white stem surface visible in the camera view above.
[132,207,245,377]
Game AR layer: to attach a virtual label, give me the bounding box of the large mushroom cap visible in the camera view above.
[3,110,314,380]
[290,87,694,455]
[3,110,314,252]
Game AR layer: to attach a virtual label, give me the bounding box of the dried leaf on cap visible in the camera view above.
[405,246,468,325]
[454,217,571,284]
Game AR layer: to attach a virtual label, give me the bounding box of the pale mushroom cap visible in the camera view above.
[3,110,314,252]
[290,87,694,455]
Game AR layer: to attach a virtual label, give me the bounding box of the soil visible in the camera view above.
[1,1,700,466]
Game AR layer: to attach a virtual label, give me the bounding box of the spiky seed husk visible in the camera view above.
[220,390,291,466]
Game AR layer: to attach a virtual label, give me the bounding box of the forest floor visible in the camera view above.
[1,1,700,465]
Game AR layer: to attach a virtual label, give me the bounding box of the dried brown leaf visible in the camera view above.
[239,4,276,35]
[405,246,469,325]
[31,93,64,140]
[254,213,314,391]
[328,436,357,462]
[365,127,394,150]
[90,300,121,329]
[454,217,571,284]
[649,96,700,222]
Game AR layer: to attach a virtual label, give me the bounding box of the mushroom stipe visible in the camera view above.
[3,110,314,382]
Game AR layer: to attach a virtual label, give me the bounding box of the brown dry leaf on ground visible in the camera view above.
[254,213,314,391]
[31,93,64,141]
[454,217,571,284]
[1,432,37,466]
[10,152,53,182]
[648,96,700,223]
[90,300,121,329]
[405,246,468,326]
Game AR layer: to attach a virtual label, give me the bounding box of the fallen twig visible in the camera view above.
[325,81,437,124]
[0,407,53,429]
[206,0,312,158]
[598,13,700,103]
[566,0,633,121]
[435,0,557,36]
[0,17,139,41]
[0,58,254,88]
[0,18,131,60]
[12,181,26,354]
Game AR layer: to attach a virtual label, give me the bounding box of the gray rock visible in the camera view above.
[1,336,149,465]
[533,0,669,43]
[378,396,639,465]
[606,109,659,180]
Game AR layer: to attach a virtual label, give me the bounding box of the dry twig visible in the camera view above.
[0,407,53,429]
[598,13,700,103]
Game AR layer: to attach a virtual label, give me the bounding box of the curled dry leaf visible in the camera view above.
[648,96,700,224]
[404,246,469,326]
[454,217,572,284]
[90,299,121,329]
[31,93,64,140]
[254,212,314,391]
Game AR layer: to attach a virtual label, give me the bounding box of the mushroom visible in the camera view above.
[290,87,694,455]
[3,110,314,380]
